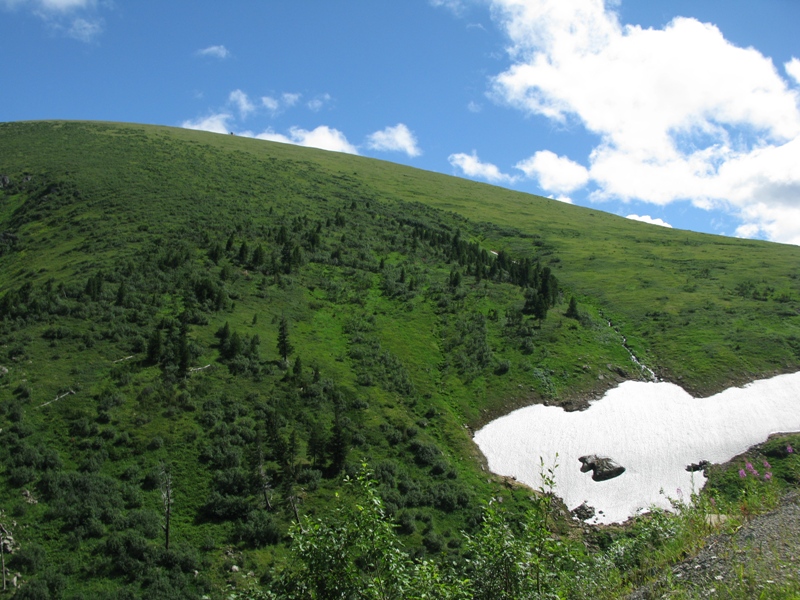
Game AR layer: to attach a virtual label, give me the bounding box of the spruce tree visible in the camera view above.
[277,316,293,362]
[566,296,579,319]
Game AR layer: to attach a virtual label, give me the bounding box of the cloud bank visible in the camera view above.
[183,89,424,158]
[450,0,800,243]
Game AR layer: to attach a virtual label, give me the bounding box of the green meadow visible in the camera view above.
[0,121,799,598]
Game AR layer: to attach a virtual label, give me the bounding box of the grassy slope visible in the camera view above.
[4,121,800,396]
[1,120,799,596]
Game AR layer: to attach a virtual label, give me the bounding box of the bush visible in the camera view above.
[409,440,440,466]
[11,543,47,573]
[236,510,282,547]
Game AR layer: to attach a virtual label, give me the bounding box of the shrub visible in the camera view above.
[236,510,282,547]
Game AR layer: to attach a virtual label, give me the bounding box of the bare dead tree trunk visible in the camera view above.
[160,462,173,551]
[259,462,273,511]
[1,529,5,593]
[0,514,12,592]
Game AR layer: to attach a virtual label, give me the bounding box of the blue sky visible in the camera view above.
[3,1,800,245]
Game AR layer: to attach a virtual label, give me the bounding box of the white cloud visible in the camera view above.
[307,93,332,112]
[515,150,589,193]
[366,123,421,157]
[181,113,234,135]
[449,151,517,183]
[197,45,230,59]
[261,92,301,115]
[180,113,359,155]
[735,223,761,239]
[228,89,255,118]
[786,58,800,86]
[626,214,673,228]
[65,15,100,41]
[283,92,301,107]
[3,0,102,41]
[467,101,482,113]
[487,0,800,244]
[256,126,358,154]
[261,96,279,112]
[430,0,466,15]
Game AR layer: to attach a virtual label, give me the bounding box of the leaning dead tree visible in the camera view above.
[160,462,173,551]
[0,510,17,592]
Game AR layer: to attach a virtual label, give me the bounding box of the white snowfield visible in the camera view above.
[473,372,800,524]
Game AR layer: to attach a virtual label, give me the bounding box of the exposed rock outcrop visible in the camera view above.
[571,501,596,520]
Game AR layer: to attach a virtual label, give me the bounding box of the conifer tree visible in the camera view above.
[566,296,579,319]
[277,316,293,362]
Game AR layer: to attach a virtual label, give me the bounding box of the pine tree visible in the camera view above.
[238,240,250,265]
[566,296,579,319]
[146,329,162,364]
[293,355,303,381]
[277,316,293,362]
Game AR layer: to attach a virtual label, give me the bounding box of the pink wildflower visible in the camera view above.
[763,460,771,469]
[738,469,747,478]
[764,472,772,481]
[788,445,794,454]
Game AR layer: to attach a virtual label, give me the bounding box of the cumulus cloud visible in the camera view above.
[181,113,234,135]
[180,113,359,155]
[786,58,800,86]
[487,0,800,244]
[196,45,230,59]
[256,126,358,154]
[515,150,589,193]
[626,214,673,228]
[228,89,255,118]
[366,124,421,157]
[449,151,517,183]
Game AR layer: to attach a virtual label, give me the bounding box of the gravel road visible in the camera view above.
[629,491,800,598]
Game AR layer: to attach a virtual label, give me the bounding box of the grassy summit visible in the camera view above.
[0,120,799,597]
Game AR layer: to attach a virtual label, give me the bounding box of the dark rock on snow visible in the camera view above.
[686,460,710,472]
[579,454,626,481]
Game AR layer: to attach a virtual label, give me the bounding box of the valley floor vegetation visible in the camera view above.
[1,121,799,598]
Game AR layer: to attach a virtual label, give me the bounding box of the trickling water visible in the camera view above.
[605,318,657,381]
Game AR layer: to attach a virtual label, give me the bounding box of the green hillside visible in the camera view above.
[1,121,799,598]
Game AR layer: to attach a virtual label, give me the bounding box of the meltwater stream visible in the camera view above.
[474,372,800,524]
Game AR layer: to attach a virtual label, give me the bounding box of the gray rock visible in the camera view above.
[0,366,8,377]
[579,454,626,481]
[0,175,9,188]
[686,460,710,472]
[571,501,596,520]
